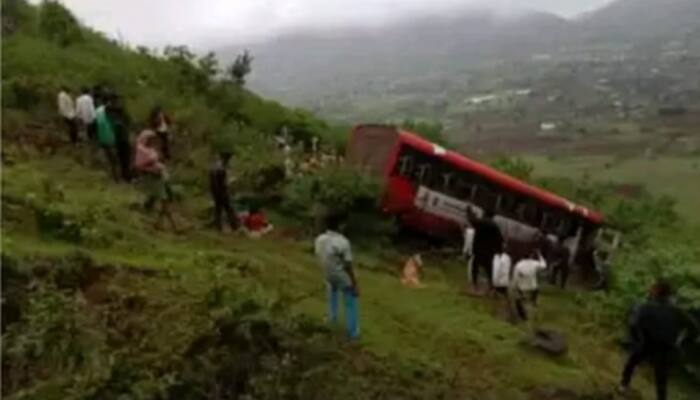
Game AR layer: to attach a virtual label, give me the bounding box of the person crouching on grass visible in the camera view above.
[314,212,359,339]
[134,129,177,232]
[511,248,547,325]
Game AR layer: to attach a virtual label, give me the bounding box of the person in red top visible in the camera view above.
[243,204,273,238]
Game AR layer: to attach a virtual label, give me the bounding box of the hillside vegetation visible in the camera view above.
[2,1,700,400]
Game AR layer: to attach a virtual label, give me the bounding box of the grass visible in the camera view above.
[4,149,688,399]
[527,155,700,224]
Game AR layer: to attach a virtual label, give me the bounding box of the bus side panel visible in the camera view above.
[382,176,463,238]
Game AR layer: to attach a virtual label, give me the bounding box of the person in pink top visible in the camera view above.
[134,130,177,231]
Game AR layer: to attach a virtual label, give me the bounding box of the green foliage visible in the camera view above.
[2,0,36,35]
[282,166,393,240]
[400,119,446,146]
[38,0,81,46]
[1,255,454,400]
[227,49,253,86]
[490,156,534,181]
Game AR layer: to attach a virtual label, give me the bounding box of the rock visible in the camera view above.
[522,328,568,356]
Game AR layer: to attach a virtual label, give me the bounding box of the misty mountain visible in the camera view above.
[220,0,700,110]
[578,0,700,42]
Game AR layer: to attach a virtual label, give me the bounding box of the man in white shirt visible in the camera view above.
[511,249,547,321]
[75,87,96,141]
[57,86,77,144]
[492,243,514,319]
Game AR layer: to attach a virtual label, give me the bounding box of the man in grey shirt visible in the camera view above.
[314,212,359,338]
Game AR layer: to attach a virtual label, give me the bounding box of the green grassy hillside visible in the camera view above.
[2,1,699,399]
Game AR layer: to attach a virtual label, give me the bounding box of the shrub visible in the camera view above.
[490,156,534,181]
[282,166,393,240]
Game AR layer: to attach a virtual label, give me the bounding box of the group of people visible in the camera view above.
[313,206,688,400]
[58,85,178,230]
[57,86,272,236]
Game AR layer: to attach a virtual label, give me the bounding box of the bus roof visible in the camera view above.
[395,129,605,225]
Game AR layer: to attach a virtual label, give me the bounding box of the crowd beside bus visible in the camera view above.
[55,85,688,400]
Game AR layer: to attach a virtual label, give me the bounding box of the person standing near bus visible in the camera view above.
[315,212,360,339]
[492,242,514,319]
[470,208,504,294]
[511,249,547,323]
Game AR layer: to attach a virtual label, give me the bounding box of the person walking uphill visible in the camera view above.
[149,106,172,160]
[95,96,119,181]
[209,152,239,233]
[57,86,78,145]
[619,280,683,400]
[315,212,360,339]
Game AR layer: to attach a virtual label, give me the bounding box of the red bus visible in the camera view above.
[346,124,607,256]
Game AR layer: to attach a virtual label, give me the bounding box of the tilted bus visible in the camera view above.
[346,124,614,262]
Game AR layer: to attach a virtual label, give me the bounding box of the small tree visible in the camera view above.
[227,50,253,86]
[197,51,220,80]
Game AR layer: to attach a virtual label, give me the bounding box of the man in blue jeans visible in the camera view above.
[314,212,359,339]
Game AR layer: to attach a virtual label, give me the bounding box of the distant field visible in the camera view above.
[527,155,700,223]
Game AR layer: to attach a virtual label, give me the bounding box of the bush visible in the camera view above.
[490,156,534,181]
[282,166,393,240]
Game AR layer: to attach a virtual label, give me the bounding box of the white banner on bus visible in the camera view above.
[414,186,471,224]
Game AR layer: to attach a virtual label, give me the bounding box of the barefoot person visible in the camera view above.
[134,129,177,231]
[314,212,359,339]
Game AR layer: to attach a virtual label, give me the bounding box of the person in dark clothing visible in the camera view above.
[106,94,133,182]
[619,280,682,400]
[469,208,504,293]
[209,152,239,232]
[149,106,172,160]
[548,236,570,289]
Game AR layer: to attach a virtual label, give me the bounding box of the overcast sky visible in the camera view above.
[57,0,613,49]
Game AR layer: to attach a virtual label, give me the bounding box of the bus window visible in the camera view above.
[397,154,414,177]
[416,163,432,184]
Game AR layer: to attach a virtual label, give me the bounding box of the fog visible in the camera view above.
[57,0,613,48]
